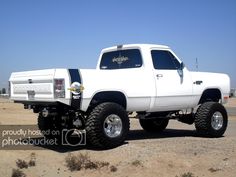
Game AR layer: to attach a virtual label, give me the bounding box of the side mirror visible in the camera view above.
[177,62,184,78]
[180,62,185,70]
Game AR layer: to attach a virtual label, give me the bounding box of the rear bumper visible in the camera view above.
[14,100,59,106]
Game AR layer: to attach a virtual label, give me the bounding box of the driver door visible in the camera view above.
[150,49,193,112]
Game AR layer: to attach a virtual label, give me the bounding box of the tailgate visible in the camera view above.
[9,69,56,101]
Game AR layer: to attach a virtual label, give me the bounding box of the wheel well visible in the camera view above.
[199,89,221,104]
[89,91,127,110]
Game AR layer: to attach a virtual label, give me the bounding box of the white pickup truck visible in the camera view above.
[9,44,230,148]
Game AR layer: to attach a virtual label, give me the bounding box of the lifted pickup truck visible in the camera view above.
[9,44,230,148]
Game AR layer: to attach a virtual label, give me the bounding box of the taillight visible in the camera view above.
[54,79,65,98]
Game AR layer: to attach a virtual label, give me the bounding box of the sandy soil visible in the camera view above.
[0,98,236,177]
[226,97,236,107]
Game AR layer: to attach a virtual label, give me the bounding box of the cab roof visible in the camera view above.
[101,44,170,52]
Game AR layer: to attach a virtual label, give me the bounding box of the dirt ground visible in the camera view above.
[0,98,236,177]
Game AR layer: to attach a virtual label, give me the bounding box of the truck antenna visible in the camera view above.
[195,58,199,71]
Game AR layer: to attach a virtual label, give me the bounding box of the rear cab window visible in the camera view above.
[100,49,142,70]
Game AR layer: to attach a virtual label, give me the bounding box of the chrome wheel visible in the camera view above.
[211,111,223,130]
[103,114,123,138]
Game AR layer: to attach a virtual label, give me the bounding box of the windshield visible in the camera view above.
[100,49,142,70]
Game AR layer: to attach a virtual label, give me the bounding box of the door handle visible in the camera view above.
[156,74,163,78]
[194,81,203,85]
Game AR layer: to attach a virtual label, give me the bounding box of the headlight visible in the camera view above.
[54,79,65,98]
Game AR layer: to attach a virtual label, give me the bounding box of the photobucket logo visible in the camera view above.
[1,137,59,148]
[0,125,61,150]
[61,129,86,146]
[0,125,87,149]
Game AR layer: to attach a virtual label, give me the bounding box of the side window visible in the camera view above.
[151,50,180,70]
[100,49,142,70]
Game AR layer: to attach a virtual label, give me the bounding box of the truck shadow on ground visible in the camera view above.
[127,128,197,141]
[28,128,198,152]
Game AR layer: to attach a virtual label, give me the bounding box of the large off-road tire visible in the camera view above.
[195,102,228,137]
[38,114,62,139]
[85,102,130,149]
[139,118,169,132]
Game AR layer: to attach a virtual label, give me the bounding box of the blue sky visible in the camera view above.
[0,0,236,89]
